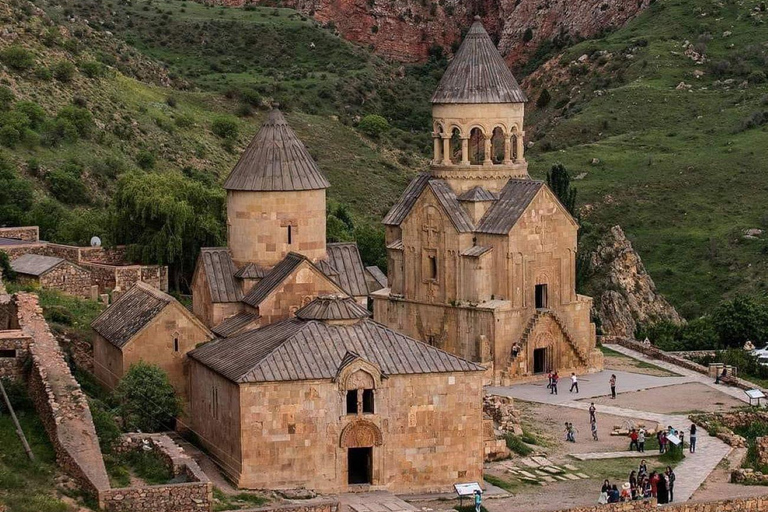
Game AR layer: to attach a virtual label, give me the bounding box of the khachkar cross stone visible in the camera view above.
[422,209,440,247]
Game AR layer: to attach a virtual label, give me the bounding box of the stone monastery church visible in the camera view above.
[374,17,603,384]
[88,16,602,495]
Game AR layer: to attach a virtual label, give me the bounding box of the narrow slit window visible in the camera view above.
[287,225,292,244]
[173,337,179,352]
[362,389,374,414]
[346,390,357,415]
[428,255,437,280]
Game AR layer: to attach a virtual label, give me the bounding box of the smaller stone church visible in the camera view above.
[187,295,484,494]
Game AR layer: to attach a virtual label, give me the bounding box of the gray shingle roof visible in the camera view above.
[189,317,484,383]
[10,254,65,276]
[241,252,307,307]
[476,179,544,234]
[383,172,431,226]
[431,18,527,104]
[461,245,493,258]
[91,282,172,348]
[212,312,260,338]
[428,180,475,232]
[295,295,370,321]
[325,243,369,297]
[223,109,330,192]
[458,186,498,202]
[199,248,242,303]
[0,237,29,246]
[386,239,403,250]
[365,266,387,289]
[233,262,268,280]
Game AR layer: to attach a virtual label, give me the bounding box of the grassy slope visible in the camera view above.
[526,0,768,314]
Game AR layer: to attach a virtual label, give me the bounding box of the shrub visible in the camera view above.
[523,27,534,43]
[46,162,90,204]
[0,46,35,71]
[165,96,177,108]
[357,114,390,138]
[136,150,156,170]
[505,433,533,456]
[89,398,121,454]
[14,101,46,129]
[114,362,181,432]
[52,60,77,82]
[34,66,52,81]
[0,153,33,225]
[79,60,104,78]
[0,86,14,111]
[0,250,16,282]
[56,105,92,138]
[536,88,552,108]
[211,116,239,140]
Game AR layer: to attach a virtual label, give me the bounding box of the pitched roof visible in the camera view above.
[365,266,388,289]
[458,186,498,202]
[189,317,484,383]
[0,237,30,246]
[383,172,431,226]
[431,17,527,104]
[295,295,370,321]
[315,259,339,277]
[212,312,260,338]
[233,262,268,280]
[91,282,173,348]
[223,109,330,192]
[428,180,475,232]
[199,248,242,303]
[476,179,544,234]
[241,252,313,307]
[461,245,493,258]
[325,243,369,297]
[386,239,403,250]
[10,254,66,276]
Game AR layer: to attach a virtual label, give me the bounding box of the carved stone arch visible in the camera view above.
[532,330,555,350]
[340,419,383,448]
[434,121,445,134]
[535,271,551,286]
[448,124,463,136]
[336,358,382,393]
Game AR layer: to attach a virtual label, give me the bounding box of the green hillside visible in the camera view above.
[524,0,768,314]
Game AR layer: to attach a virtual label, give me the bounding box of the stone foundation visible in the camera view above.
[238,502,339,512]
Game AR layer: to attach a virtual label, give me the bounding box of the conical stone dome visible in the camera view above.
[431,17,527,104]
[224,109,330,192]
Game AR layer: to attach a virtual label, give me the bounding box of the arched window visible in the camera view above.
[491,127,505,164]
[469,127,485,165]
[511,128,519,161]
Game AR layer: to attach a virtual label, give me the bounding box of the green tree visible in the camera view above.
[0,250,16,282]
[546,163,577,217]
[712,295,768,347]
[109,171,225,291]
[211,116,239,140]
[46,162,90,204]
[0,46,35,71]
[354,223,387,271]
[523,27,534,42]
[357,114,390,138]
[536,88,551,108]
[0,153,33,225]
[114,362,181,432]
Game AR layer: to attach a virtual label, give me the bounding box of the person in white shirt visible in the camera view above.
[570,372,579,393]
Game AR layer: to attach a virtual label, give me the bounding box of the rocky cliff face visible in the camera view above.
[213,0,650,65]
[590,226,683,338]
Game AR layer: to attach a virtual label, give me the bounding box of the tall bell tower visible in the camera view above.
[430,16,529,195]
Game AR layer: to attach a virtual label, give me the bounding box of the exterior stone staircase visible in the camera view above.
[500,309,589,382]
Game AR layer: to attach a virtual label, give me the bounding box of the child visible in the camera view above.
[591,419,599,441]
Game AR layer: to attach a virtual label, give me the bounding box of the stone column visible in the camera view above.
[483,135,493,166]
[461,137,470,166]
[516,131,526,162]
[433,134,442,164]
[442,135,452,166]
[503,134,512,165]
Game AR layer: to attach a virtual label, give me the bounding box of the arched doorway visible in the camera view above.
[340,420,382,485]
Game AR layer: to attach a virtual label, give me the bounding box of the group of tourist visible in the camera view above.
[563,422,578,442]
[628,428,646,452]
[599,463,676,504]
[546,371,581,395]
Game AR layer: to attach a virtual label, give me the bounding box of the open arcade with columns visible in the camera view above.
[372,17,603,385]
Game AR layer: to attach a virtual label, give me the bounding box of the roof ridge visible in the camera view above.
[237,319,317,382]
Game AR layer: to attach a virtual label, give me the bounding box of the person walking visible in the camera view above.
[474,489,482,512]
[591,419,599,441]
[689,423,697,453]
[551,371,559,395]
[610,374,617,399]
[638,428,646,453]
[629,429,639,451]
[666,466,676,502]
[589,402,596,422]
[660,431,668,454]
[547,370,553,392]
[657,472,669,504]
[570,372,579,393]
[657,430,665,454]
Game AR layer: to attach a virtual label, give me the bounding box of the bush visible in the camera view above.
[536,88,552,108]
[0,153,33,225]
[114,362,181,432]
[357,114,390,138]
[0,46,35,71]
[523,27,534,43]
[505,433,534,456]
[14,101,46,129]
[211,116,239,140]
[136,150,156,170]
[79,60,104,78]
[0,86,14,111]
[55,105,92,138]
[89,398,122,454]
[46,162,90,204]
[0,250,16,282]
[52,60,77,82]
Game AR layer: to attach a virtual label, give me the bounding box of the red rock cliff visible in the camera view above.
[212,0,650,65]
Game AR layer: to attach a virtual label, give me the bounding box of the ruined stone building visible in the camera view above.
[187,295,484,493]
[372,18,603,384]
[191,110,382,332]
[91,282,213,398]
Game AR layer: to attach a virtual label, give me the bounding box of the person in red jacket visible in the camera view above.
[629,429,639,451]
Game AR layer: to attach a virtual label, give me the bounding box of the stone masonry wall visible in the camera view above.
[0,330,31,379]
[39,261,93,298]
[18,292,111,496]
[550,496,768,512]
[237,502,339,512]
[0,226,39,241]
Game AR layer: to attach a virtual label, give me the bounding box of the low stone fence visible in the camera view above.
[236,501,340,512]
[0,226,39,241]
[0,330,31,379]
[549,496,768,511]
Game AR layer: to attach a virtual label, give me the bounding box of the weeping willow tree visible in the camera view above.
[109,171,225,292]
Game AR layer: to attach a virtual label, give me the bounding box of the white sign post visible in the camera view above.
[454,482,483,508]
[746,389,766,407]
